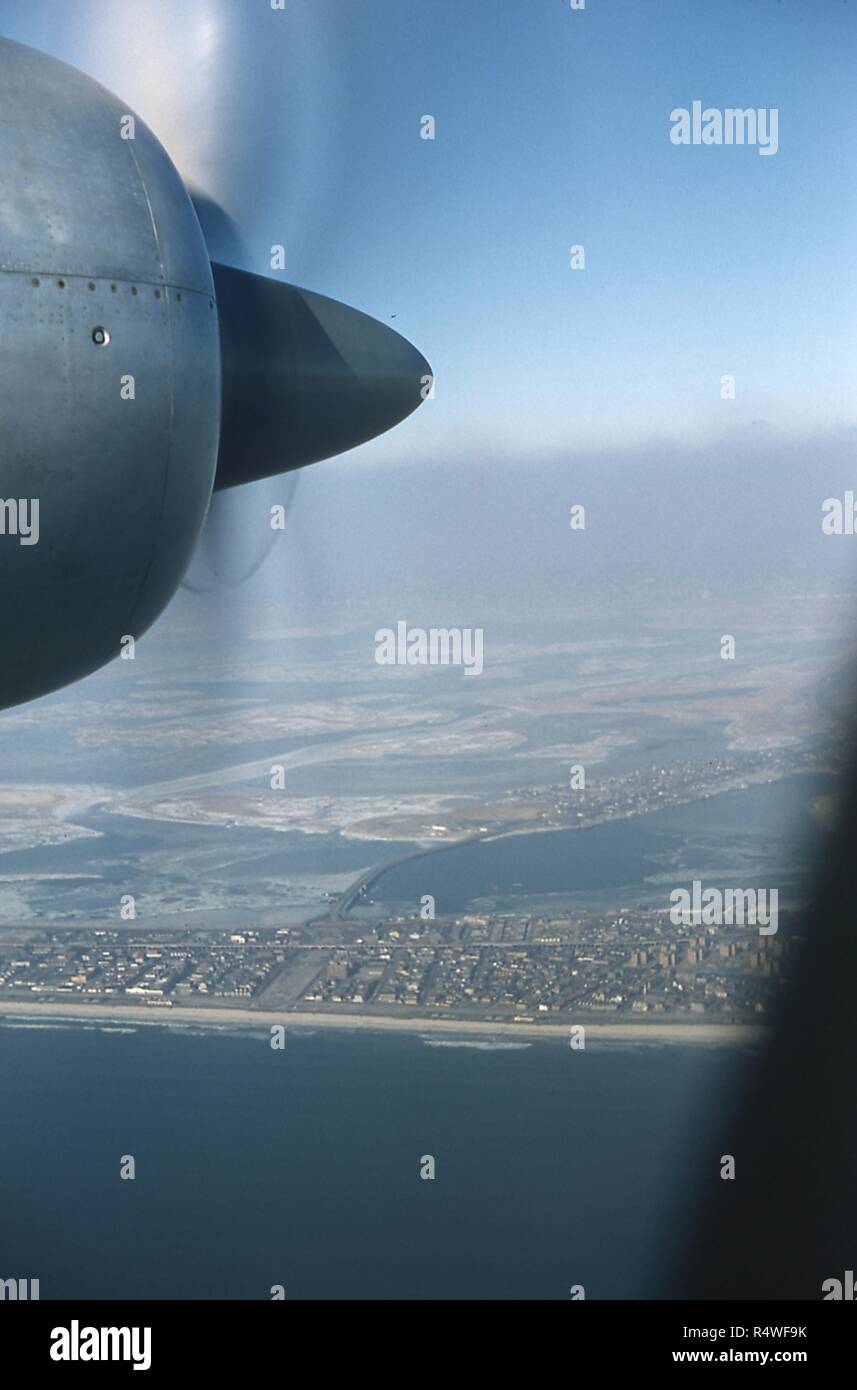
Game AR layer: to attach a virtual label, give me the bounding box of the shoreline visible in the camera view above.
[327,763,825,920]
[0,998,770,1046]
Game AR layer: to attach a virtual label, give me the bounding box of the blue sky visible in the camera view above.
[4,0,855,468]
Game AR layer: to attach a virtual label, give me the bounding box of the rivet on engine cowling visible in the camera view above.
[92,327,110,347]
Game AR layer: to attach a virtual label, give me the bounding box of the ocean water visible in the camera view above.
[0,1023,752,1300]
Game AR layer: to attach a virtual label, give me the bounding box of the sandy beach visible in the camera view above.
[0,997,770,1045]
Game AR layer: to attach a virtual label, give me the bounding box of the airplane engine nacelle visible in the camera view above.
[0,37,220,709]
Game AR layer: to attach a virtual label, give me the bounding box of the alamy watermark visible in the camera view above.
[823,1270,856,1300]
[375,622,484,676]
[1,1276,39,1300]
[0,498,39,545]
[50,1321,151,1371]
[670,880,778,935]
[670,102,779,156]
[822,491,857,534]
